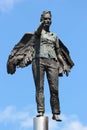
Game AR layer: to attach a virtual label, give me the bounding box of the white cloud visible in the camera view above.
[0,106,87,130]
[63,121,87,130]
[53,114,87,130]
[0,0,23,12]
[0,106,33,129]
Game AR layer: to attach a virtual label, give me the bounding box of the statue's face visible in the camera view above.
[43,13,52,27]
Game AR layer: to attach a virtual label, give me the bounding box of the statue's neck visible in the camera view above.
[43,26,50,32]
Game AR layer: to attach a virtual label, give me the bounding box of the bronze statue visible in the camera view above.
[7,11,74,121]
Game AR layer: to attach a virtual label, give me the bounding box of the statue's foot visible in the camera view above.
[36,112,44,117]
[52,114,62,122]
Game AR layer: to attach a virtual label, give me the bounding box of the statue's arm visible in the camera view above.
[55,38,71,76]
[58,53,70,76]
[34,21,45,36]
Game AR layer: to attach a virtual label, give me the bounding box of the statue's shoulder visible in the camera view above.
[50,31,58,39]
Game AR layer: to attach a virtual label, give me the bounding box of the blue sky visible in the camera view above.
[0,0,87,130]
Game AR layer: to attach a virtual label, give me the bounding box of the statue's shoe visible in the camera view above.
[36,112,44,117]
[52,114,62,122]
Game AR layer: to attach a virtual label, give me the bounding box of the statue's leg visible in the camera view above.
[32,59,45,115]
[46,59,61,115]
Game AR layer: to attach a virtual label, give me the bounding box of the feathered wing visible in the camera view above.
[58,39,74,76]
[7,33,35,74]
[7,33,74,76]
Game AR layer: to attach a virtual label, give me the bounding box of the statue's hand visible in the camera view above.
[63,64,70,76]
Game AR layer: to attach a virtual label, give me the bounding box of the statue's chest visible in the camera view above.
[41,32,56,44]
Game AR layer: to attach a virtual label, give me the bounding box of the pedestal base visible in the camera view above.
[33,116,49,130]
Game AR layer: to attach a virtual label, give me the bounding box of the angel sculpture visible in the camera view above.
[7,11,74,121]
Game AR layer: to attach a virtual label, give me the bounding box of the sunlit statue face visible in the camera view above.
[43,13,52,28]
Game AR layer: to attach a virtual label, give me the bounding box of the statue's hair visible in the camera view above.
[40,11,52,22]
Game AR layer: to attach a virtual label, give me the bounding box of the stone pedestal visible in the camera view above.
[33,116,49,130]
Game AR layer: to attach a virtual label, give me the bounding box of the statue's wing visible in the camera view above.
[7,33,35,74]
[58,39,74,76]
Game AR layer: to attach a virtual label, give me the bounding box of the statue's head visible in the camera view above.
[40,11,52,27]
